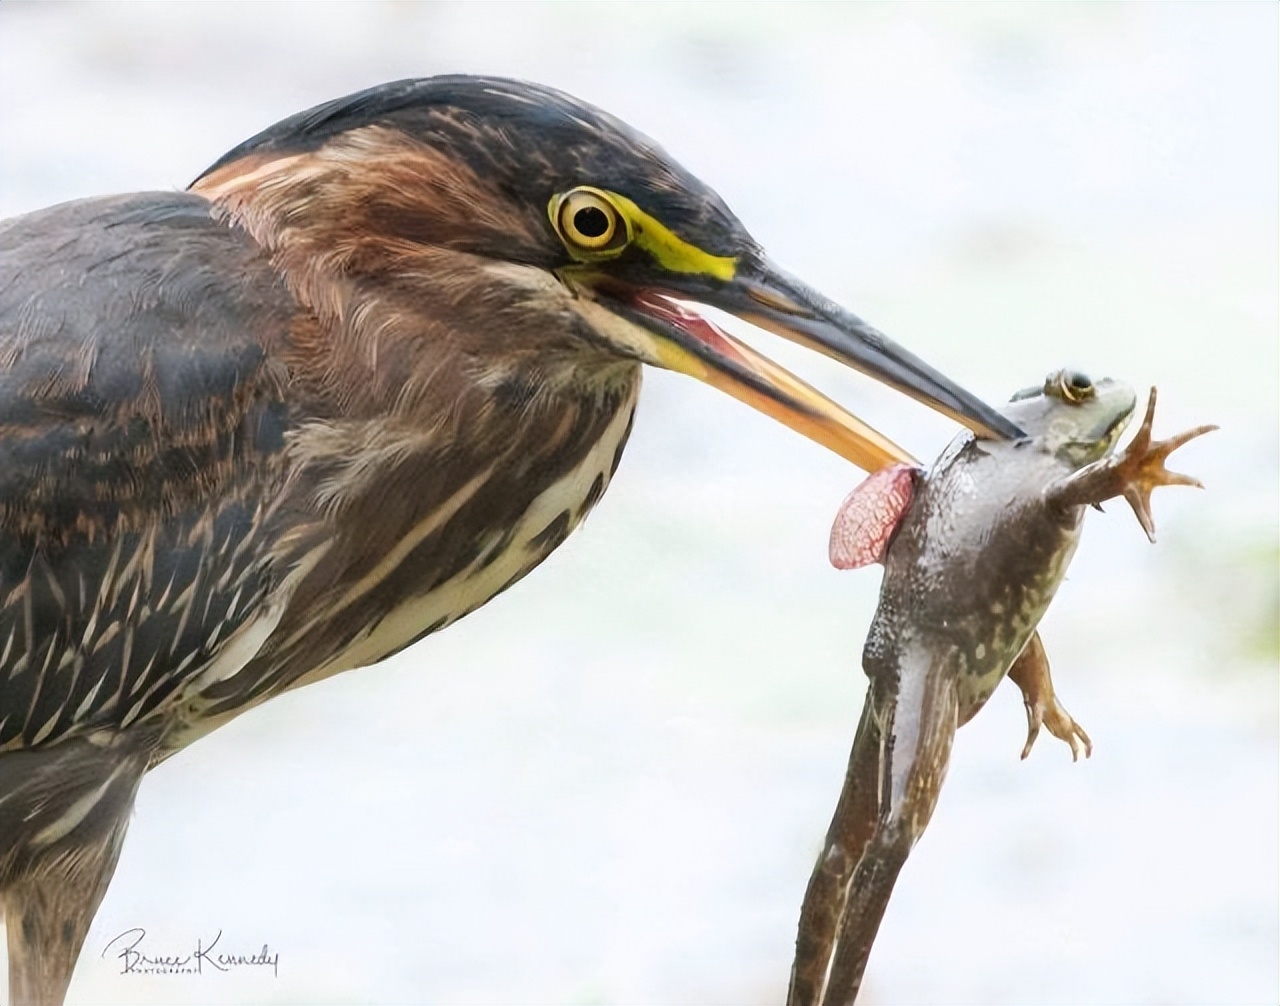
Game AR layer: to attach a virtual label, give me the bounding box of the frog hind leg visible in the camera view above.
[813,658,959,1005]
[788,697,884,1006]
[1007,631,1093,761]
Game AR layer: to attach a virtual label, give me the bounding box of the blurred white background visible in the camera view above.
[1,2,1275,1003]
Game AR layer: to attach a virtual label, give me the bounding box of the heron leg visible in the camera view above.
[0,735,151,1006]
[4,845,125,1006]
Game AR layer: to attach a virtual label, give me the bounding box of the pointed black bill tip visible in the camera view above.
[721,259,1026,442]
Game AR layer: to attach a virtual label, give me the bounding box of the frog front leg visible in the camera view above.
[1007,631,1092,761]
[1047,387,1216,540]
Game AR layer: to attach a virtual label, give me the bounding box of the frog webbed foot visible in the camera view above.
[1050,387,1216,542]
[1007,632,1092,762]
[1108,388,1217,541]
[1020,689,1093,762]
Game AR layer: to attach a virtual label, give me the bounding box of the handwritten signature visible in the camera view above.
[101,928,279,977]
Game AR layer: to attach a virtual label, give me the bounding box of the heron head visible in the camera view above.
[194,75,1020,470]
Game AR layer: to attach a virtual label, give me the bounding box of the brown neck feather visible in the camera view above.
[191,125,632,428]
[189,125,641,616]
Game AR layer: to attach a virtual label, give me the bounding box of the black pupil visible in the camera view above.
[1069,372,1092,390]
[573,206,611,239]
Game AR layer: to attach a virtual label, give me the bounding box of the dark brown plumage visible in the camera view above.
[0,75,1017,1004]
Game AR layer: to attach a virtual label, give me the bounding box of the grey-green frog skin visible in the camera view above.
[788,373,1215,1006]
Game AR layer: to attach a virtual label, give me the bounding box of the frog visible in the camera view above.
[787,372,1216,1006]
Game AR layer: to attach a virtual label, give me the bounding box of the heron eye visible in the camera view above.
[552,187,631,256]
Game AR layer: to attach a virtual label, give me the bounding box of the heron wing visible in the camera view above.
[0,193,298,750]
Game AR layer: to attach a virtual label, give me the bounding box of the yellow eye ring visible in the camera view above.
[550,187,631,257]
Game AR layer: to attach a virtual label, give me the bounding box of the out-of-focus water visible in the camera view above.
[1,3,1275,1003]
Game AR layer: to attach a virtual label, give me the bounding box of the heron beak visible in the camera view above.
[594,258,1023,472]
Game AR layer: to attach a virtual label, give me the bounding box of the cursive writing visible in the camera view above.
[102,928,279,977]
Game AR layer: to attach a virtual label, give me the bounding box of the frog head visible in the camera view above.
[1004,370,1137,468]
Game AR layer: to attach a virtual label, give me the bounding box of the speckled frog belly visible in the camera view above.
[863,436,1085,722]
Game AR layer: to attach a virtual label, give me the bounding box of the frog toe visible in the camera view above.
[1042,701,1093,761]
[1018,693,1092,761]
[1114,390,1216,541]
[1018,711,1043,761]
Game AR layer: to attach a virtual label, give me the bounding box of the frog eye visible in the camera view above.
[550,187,632,258]
[1050,369,1095,403]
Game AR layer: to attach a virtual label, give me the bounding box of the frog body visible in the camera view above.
[866,372,1135,736]
[789,374,1215,1006]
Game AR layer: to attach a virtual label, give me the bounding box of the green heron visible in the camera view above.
[0,75,1020,1004]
